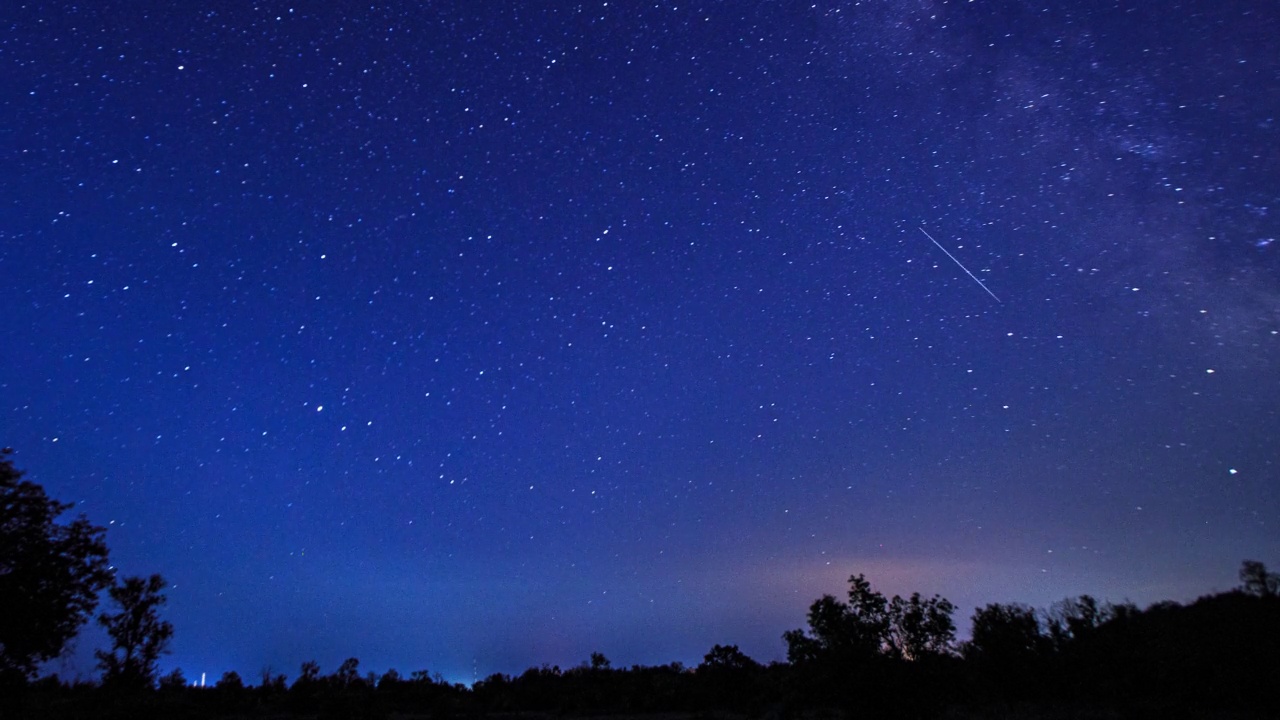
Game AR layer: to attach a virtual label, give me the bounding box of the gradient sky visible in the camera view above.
[3,0,1278,685]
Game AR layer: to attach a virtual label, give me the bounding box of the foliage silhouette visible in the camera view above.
[784,573,958,668]
[4,537,1278,718]
[962,601,1052,702]
[700,643,758,671]
[965,602,1049,664]
[297,659,321,685]
[783,573,891,665]
[214,670,243,689]
[887,591,958,660]
[333,656,361,687]
[588,650,611,670]
[156,667,186,691]
[0,448,113,683]
[1239,559,1280,597]
[12,579,1280,720]
[696,644,764,712]
[778,574,965,718]
[95,573,175,691]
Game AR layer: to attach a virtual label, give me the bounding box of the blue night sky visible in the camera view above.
[3,0,1278,684]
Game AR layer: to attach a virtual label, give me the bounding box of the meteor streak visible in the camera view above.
[919,227,1001,303]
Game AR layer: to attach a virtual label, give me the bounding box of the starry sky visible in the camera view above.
[3,0,1278,684]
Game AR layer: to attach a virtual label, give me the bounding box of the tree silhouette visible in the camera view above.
[0,448,113,683]
[783,574,891,665]
[589,651,611,671]
[784,574,958,664]
[700,644,758,671]
[95,574,174,690]
[965,602,1048,664]
[297,659,321,685]
[7,551,1276,718]
[215,670,244,689]
[334,656,361,687]
[845,574,893,655]
[886,591,957,660]
[260,666,288,694]
[697,644,761,712]
[782,595,838,663]
[1239,560,1279,597]
[1043,594,1128,652]
[157,667,187,691]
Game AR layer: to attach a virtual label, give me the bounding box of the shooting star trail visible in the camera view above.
[919,227,1001,303]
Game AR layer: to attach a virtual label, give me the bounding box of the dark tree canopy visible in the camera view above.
[700,643,758,671]
[1239,560,1279,597]
[588,651,611,671]
[297,660,321,685]
[0,448,114,682]
[215,670,244,690]
[8,559,1280,719]
[96,573,175,690]
[334,657,361,686]
[783,576,887,664]
[965,602,1050,664]
[887,591,958,660]
[157,667,188,691]
[784,574,957,665]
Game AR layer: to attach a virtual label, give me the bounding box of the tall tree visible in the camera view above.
[96,574,174,690]
[0,448,114,682]
[845,574,892,653]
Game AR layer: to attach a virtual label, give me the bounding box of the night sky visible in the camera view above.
[4,0,1278,684]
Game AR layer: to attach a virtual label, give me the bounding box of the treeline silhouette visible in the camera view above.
[4,449,1280,718]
